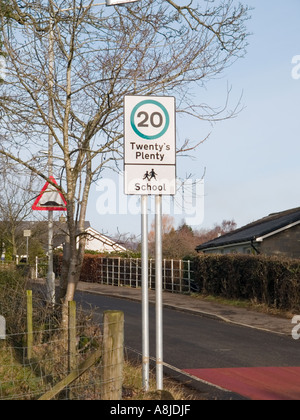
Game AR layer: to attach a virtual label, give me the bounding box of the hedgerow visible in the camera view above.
[193,254,300,311]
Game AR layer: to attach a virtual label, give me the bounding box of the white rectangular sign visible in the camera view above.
[124,95,176,195]
[124,95,176,165]
[124,165,176,195]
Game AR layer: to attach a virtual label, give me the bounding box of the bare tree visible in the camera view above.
[0,0,250,303]
[0,157,40,259]
[195,219,237,245]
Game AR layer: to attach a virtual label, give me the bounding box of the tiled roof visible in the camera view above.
[196,207,300,251]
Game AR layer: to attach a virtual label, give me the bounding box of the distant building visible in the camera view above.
[0,220,128,259]
[78,225,128,253]
[196,207,300,259]
[53,222,128,253]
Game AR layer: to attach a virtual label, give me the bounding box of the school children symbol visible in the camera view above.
[143,169,158,181]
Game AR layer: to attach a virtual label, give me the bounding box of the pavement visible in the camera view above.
[75,281,293,336]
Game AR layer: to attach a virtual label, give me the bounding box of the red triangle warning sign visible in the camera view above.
[32,176,67,211]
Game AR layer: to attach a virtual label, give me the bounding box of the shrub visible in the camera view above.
[194,254,300,311]
[0,269,28,335]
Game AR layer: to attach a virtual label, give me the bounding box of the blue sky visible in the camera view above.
[86,0,300,237]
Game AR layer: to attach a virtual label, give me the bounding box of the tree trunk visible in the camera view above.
[60,233,70,302]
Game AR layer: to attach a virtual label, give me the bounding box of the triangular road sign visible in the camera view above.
[32,176,67,211]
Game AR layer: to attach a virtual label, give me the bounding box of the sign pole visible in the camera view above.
[47,15,55,305]
[155,194,163,390]
[26,236,29,264]
[47,211,55,303]
[141,195,150,391]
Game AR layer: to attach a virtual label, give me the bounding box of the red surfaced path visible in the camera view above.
[184,367,300,400]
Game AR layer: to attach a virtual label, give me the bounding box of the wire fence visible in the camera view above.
[0,275,124,400]
[73,257,197,294]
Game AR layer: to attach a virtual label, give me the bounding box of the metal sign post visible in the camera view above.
[124,95,176,391]
[155,195,163,390]
[141,195,149,391]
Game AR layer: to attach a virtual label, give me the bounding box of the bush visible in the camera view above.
[0,269,28,335]
[194,254,300,311]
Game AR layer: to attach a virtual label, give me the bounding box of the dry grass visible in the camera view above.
[0,271,202,400]
[191,293,295,319]
[0,342,44,400]
[122,359,205,401]
[0,343,203,400]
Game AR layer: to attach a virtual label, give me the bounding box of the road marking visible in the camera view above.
[184,367,300,400]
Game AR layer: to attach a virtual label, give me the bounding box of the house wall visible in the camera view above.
[85,237,125,253]
[85,237,113,252]
[202,225,300,258]
[203,244,255,255]
[260,224,300,259]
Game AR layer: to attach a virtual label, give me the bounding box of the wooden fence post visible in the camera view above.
[101,310,124,400]
[0,315,6,340]
[68,301,77,372]
[68,300,77,399]
[26,290,33,360]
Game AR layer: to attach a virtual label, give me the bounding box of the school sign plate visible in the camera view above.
[124,96,176,195]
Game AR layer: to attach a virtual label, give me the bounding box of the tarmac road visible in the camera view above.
[74,289,300,400]
[75,292,300,369]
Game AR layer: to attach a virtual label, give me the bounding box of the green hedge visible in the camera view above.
[54,253,105,283]
[194,254,300,311]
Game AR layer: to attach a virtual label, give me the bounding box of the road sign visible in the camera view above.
[124,164,176,195]
[124,95,176,195]
[124,95,176,391]
[32,176,67,211]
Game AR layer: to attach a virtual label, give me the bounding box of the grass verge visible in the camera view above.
[0,342,44,400]
[191,293,294,319]
[0,341,202,400]
[123,358,205,400]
